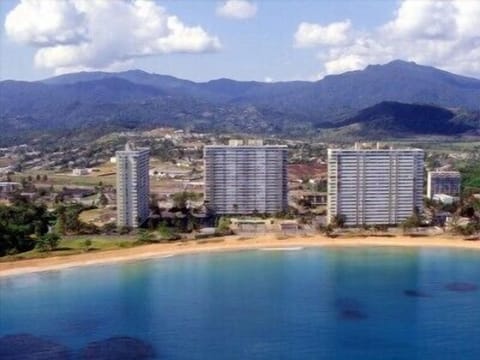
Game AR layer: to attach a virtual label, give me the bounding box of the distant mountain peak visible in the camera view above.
[1,60,479,146]
[364,60,427,72]
[385,59,418,66]
[121,69,150,75]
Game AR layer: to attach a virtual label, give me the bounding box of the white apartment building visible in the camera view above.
[116,143,150,228]
[204,140,288,215]
[327,146,424,226]
[72,168,89,176]
[427,171,461,199]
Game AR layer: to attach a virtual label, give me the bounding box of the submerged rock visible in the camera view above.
[0,333,70,360]
[339,308,368,320]
[445,282,478,292]
[404,289,431,298]
[335,298,361,309]
[80,336,154,360]
[335,298,368,321]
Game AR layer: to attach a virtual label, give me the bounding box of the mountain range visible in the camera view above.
[1,60,479,145]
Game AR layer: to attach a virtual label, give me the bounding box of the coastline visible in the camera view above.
[1,234,479,278]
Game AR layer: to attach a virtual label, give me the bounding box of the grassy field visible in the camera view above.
[10,171,116,187]
[10,157,194,189]
[390,139,480,152]
[0,235,140,262]
[79,208,116,226]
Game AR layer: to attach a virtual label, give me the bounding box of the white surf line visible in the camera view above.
[259,247,304,251]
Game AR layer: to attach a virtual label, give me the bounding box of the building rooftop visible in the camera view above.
[329,143,423,152]
[329,147,423,153]
[116,142,150,154]
[206,144,287,148]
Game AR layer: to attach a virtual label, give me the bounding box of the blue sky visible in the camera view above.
[1,0,479,82]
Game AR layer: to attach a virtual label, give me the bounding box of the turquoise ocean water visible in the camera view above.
[1,247,480,359]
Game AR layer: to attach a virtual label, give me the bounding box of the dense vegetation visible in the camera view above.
[461,165,480,191]
[0,199,52,256]
[328,102,476,138]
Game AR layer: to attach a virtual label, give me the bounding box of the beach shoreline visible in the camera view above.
[1,234,479,278]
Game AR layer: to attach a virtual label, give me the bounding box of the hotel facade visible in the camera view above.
[427,171,461,199]
[204,140,288,215]
[327,147,424,226]
[116,143,150,228]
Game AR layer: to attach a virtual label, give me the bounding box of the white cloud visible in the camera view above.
[5,0,221,74]
[5,0,87,46]
[294,0,480,78]
[383,0,458,40]
[216,0,257,20]
[294,20,352,47]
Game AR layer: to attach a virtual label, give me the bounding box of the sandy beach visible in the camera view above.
[1,234,479,278]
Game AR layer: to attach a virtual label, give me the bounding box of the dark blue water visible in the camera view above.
[1,247,480,359]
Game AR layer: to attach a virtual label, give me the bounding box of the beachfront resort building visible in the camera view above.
[327,145,424,226]
[427,171,461,199]
[204,140,288,215]
[116,143,150,228]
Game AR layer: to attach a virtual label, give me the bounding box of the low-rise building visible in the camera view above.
[279,221,299,234]
[427,171,461,198]
[291,191,327,207]
[235,220,267,233]
[0,182,20,198]
[72,168,89,176]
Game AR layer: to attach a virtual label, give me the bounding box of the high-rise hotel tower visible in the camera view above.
[327,145,424,226]
[116,143,150,227]
[204,140,288,215]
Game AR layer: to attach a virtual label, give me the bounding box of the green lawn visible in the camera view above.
[0,235,140,262]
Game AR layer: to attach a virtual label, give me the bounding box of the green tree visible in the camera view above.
[401,213,422,233]
[157,223,179,241]
[216,216,231,235]
[55,205,66,235]
[331,214,346,228]
[0,202,52,256]
[138,229,154,243]
[97,193,108,207]
[172,192,189,208]
[171,191,200,209]
[83,239,93,251]
[36,233,60,252]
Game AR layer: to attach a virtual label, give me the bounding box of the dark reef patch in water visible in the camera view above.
[0,333,70,360]
[335,298,361,309]
[335,298,368,321]
[80,336,154,360]
[445,282,478,292]
[404,289,431,298]
[339,308,368,320]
